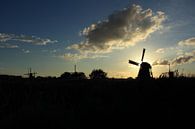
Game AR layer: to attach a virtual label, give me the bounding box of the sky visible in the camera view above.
[0,0,195,78]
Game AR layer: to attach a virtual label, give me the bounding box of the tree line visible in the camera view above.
[60,69,107,79]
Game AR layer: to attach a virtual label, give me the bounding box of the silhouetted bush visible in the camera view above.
[89,69,107,79]
[71,72,87,79]
[60,72,72,79]
[60,72,87,80]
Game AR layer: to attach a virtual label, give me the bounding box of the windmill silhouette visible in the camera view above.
[24,68,37,79]
[159,63,179,78]
[129,48,153,79]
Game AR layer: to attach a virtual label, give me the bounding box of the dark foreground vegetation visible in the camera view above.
[0,76,195,128]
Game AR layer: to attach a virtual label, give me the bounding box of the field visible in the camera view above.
[0,77,195,128]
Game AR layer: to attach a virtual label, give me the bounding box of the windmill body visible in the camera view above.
[138,62,152,79]
[129,48,153,79]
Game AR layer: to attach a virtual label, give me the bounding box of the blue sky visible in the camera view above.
[0,0,195,78]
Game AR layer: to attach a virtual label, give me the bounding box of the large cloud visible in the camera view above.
[0,33,57,45]
[67,4,166,56]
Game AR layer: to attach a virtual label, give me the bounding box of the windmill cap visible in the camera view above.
[141,62,152,68]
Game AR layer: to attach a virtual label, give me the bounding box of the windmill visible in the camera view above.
[24,68,37,79]
[159,63,179,78]
[128,48,153,79]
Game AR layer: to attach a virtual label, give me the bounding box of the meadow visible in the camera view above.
[0,77,195,128]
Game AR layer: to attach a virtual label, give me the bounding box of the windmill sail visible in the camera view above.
[141,48,146,62]
[129,60,139,66]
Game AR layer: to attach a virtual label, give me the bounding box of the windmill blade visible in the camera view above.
[129,60,139,66]
[141,48,146,62]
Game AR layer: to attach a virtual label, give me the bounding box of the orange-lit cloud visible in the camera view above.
[155,48,165,53]
[153,50,195,66]
[154,37,195,66]
[153,59,169,66]
[65,4,166,60]
[172,50,195,65]
[178,37,195,46]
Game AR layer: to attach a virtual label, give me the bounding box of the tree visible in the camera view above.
[60,72,87,80]
[60,72,72,79]
[72,72,87,79]
[89,69,107,79]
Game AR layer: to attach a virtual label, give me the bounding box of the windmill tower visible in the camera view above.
[128,48,153,79]
[74,65,77,73]
[24,68,37,79]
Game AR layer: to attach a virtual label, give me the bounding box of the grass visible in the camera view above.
[0,77,195,128]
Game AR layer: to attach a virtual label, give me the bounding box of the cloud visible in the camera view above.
[0,43,19,49]
[67,4,166,55]
[155,48,165,53]
[178,37,195,46]
[0,33,57,45]
[22,49,30,54]
[176,49,184,55]
[155,47,185,55]
[172,50,195,65]
[0,33,14,42]
[61,53,108,61]
[154,37,195,66]
[153,59,170,66]
[153,50,195,66]
[63,53,87,61]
